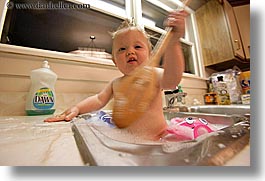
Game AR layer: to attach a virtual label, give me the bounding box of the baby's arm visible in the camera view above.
[160,10,189,89]
[44,80,114,122]
[75,81,113,115]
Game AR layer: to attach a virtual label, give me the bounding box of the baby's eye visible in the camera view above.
[135,45,142,49]
[118,47,126,52]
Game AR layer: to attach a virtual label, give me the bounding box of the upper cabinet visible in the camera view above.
[233,4,250,60]
[195,0,250,71]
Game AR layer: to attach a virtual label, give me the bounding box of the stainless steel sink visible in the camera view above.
[72,110,250,166]
[163,111,237,130]
[189,105,250,117]
[164,104,250,132]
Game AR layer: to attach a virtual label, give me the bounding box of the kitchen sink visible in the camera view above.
[71,109,250,166]
[164,111,236,130]
[189,105,250,117]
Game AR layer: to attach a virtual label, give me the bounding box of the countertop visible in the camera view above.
[225,145,250,166]
[0,116,84,166]
[0,116,250,166]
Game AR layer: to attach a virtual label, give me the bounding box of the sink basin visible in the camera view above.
[189,105,250,116]
[72,110,250,166]
[163,111,236,130]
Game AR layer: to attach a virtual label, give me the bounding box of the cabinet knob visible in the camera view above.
[234,39,241,50]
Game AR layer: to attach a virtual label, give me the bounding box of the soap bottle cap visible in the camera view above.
[178,85,183,93]
[42,60,50,69]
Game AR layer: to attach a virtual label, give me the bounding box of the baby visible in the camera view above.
[45,10,189,140]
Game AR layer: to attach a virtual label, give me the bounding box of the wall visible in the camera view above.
[0,44,207,116]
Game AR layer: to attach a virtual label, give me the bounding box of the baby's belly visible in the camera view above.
[125,111,167,140]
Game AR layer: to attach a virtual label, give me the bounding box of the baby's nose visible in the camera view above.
[126,51,135,56]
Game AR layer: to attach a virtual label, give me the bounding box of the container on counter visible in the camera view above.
[204,92,217,105]
[164,90,176,108]
[210,69,242,104]
[241,94,250,105]
[239,71,251,94]
[25,60,57,116]
[215,76,231,105]
[175,85,187,106]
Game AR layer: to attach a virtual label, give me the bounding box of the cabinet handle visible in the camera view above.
[234,39,241,50]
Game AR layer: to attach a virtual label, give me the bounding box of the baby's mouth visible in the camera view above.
[127,57,137,63]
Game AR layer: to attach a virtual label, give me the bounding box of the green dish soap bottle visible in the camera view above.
[25,60,57,116]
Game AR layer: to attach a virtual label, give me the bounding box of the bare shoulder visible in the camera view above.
[112,76,123,84]
[110,76,124,90]
[153,67,164,80]
[154,67,164,74]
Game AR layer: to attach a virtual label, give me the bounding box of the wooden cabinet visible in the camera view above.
[233,4,250,60]
[195,0,250,71]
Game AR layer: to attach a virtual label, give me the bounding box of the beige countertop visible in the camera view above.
[0,116,84,166]
[0,116,250,166]
[224,144,250,166]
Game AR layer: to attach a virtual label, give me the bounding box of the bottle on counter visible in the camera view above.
[25,60,57,116]
[204,79,217,105]
[204,92,217,105]
[175,85,186,106]
[239,71,251,94]
[239,71,251,104]
[215,76,231,105]
[163,86,188,112]
[164,90,175,108]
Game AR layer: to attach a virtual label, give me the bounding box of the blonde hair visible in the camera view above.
[111,19,152,56]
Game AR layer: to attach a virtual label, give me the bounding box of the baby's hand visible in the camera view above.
[44,113,67,122]
[44,106,79,122]
[165,10,189,41]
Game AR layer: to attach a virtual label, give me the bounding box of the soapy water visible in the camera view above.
[84,111,116,128]
[73,111,250,165]
[81,111,249,142]
[83,112,163,145]
[78,111,223,154]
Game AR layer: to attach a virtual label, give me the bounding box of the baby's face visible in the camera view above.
[112,29,151,75]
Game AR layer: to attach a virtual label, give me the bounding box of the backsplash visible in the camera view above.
[0,92,111,116]
[0,91,205,116]
[0,44,207,116]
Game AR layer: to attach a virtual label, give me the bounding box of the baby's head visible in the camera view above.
[111,19,153,75]
[111,19,152,52]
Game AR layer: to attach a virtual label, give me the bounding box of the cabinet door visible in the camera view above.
[196,0,235,66]
[223,0,245,59]
[234,5,250,60]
